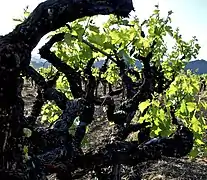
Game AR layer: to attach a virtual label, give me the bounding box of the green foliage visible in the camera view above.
[38,67,63,124]
[136,71,207,157]
[37,5,205,157]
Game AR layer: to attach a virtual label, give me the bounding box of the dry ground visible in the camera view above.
[22,80,207,180]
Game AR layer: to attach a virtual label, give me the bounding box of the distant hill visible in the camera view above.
[31,57,207,75]
[30,57,50,69]
[30,61,50,69]
[184,59,207,74]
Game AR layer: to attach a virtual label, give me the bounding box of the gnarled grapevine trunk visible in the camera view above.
[0,1,133,179]
[0,1,194,179]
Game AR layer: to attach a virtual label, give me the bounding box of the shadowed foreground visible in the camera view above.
[23,81,207,180]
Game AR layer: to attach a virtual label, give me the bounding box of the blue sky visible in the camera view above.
[0,0,206,60]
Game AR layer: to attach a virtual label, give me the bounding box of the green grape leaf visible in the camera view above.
[89,25,100,33]
[64,33,72,46]
[154,127,162,135]
[189,148,199,158]
[88,33,106,46]
[186,102,196,112]
[191,115,201,133]
[180,101,187,114]
[195,139,205,145]
[139,100,151,113]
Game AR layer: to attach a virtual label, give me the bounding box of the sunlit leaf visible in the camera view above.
[139,100,151,113]
[186,102,196,112]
